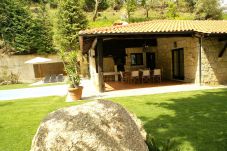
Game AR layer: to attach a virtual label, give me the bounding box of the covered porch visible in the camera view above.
[82,35,201,92]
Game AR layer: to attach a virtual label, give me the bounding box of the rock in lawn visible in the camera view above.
[31,100,148,151]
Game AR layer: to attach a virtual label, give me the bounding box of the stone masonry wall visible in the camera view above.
[125,47,157,71]
[157,37,200,83]
[201,38,227,85]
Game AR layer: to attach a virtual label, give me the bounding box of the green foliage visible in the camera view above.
[56,0,87,52]
[125,0,137,21]
[89,19,114,28]
[146,134,175,151]
[166,1,179,19]
[0,0,55,54]
[0,0,33,54]
[31,3,55,54]
[48,0,58,8]
[59,50,81,87]
[129,17,151,22]
[56,0,88,87]
[223,13,227,20]
[83,0,109,12]
[194,0,223,20]
[183,0,196,12]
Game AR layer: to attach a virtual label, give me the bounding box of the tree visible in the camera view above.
[0,0,33,54]
[93,0,101,21]
[31,2,54,54]
[82,0,109,21]
[56,0,88,87]
[83,0,109,12]
[0,0,55,54]
[166,1,178,19]
[125,0,137,21]
[194,0,222,20]
[157,0,167,16]
[141,0,157,18]
[184,0,196,12]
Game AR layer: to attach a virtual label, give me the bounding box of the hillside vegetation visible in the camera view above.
[0,0,226,55]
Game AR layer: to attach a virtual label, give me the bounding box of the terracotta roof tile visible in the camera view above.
[79,20,227,36]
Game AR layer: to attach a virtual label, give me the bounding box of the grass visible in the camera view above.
[0,83,31,90]
[223,13,227,20]
[85,8,196,28]
[111,89,227,151]
[0,96,85,151]
[0,82,67,90]
[1,89,227,150]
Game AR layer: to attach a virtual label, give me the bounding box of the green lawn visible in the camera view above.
[0,96,84,151]
[1,89,227,151]
[0,82,67,90]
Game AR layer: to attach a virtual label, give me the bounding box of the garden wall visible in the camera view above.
[0,54,62,83]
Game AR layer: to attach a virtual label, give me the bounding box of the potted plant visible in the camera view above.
[55,0,88,101]
[59,50,83,101]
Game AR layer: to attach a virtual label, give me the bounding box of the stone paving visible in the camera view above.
[82,80,227,100]
[0,79,226,101]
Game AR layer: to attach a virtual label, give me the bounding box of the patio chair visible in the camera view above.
[119,71,129,82]
[120,71,125,82]
[50,74,57,83]
[130,71,140,84]
[43,75,50,83]
[141,69,151,83]
[57,74,64,82]
[152,69,162,83]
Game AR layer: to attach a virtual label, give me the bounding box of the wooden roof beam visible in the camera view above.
[218,42,227,58]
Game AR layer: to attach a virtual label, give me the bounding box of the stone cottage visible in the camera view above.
[79,20,227,92]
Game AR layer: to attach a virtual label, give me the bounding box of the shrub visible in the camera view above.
[0,67,20,85]
[146,134,176,151]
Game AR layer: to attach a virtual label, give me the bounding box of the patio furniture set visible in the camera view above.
[120,69,162,84]
[103,69,162,84]
[43,74,64,83]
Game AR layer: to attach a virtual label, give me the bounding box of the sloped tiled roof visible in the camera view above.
[79,20,227,36]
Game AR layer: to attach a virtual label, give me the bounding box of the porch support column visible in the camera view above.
[198,36,203,86]
[97,38,104,92]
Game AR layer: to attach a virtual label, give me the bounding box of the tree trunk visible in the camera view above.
[93,0,99,21]
[127,11,130,22]
[146,9,149,18]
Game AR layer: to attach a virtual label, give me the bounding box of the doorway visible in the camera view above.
[172,48,184,80]
[146,52,156,69]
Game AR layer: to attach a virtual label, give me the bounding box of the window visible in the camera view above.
[131,53,143,66]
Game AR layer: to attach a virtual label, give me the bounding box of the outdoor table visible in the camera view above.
[103,72,120,81]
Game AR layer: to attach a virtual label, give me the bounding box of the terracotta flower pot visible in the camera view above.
[68,86,83,101]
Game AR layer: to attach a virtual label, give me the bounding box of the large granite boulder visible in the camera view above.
[31,100,148,151]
